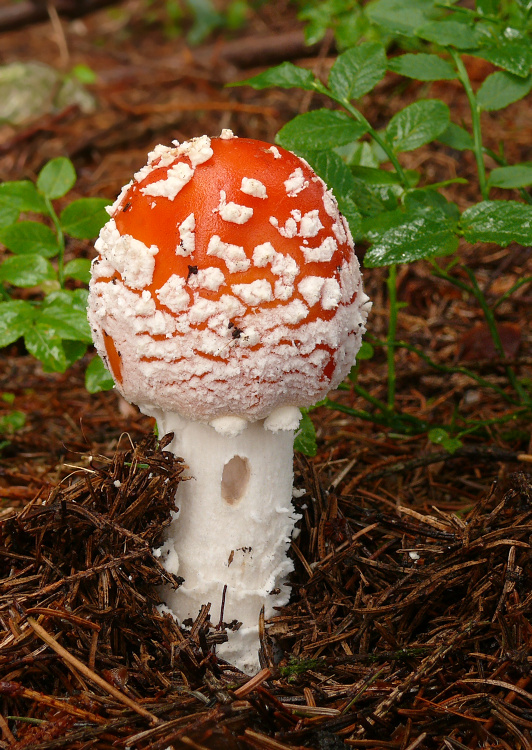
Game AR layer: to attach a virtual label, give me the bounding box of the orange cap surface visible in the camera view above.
[88,131,370,421]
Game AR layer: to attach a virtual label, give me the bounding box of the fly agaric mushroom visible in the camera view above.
[88,130,371,674]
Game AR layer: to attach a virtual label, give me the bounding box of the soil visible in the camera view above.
[0,3,531,749]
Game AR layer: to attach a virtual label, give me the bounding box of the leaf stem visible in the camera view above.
[45,197,65,288]
[386,263,398,410]
[450,49,488,200]
[338,99,409,187]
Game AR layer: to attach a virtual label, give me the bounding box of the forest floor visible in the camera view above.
[0,2,531,749]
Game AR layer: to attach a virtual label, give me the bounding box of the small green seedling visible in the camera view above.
[0,157,109,377]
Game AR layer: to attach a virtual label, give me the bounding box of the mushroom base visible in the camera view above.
[147,410,301,675]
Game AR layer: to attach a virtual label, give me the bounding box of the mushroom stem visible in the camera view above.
[148,410,300,674]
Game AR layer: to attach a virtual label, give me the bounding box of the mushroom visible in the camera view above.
[87,130,371,674]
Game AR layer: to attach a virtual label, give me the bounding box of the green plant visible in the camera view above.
[0,157,109,376]
[234,0,532,448]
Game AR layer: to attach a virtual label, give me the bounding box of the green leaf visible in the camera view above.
[471,39,532,78]
[60,197,110,239]
[386,99,450,153]
[0,300,34,347]
[231,62,322,92]
[366,0,439,37]
[388,53,457,81]
[356,341,374,360]
[415,20,483,50]
[40,291,92,342]
[186,0,223,44]
[302,150,363,234]
[0,180,48,216]
[0,221,59,257]
[0,254,56,287]
[428,427,462,454]
[85,355,115,393]
[488,164,532,189]
[364,215,459,267]
[404,189,460,221]
[437,122,474,150]
[62,340,88,368]
[461,200,532,245]
[0,199,19,229]
[276,110,368,153]
[328,42,387,101]
[0,410,26,435]
[71,63,97,84]
[294,410,317,456]
[24,324,67,372]
[64,257,91,283]
[477,71,532,111]
[37,157,76,199]
[350,166,404,185]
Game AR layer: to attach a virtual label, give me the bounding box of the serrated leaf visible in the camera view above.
[0,254,56,287]
[437,122,474,150]
[404,189,460,220]
[415,20,483,50]
[64,257,91,283]
[388,53,457,81]
[294,410,317,456]
[364,215,459,267]
[0,181,48,214]
[0,300,34,347]
[461,200,532,245]
[471,39,532,78]
[60,197,111,239]
[85,355,115,393]
[0,221,59,257]
[366,0,439,37]
[231,62,322,92]
[276,110,368,153]
[350,166,404,185]
[488,164,532,189]
[62,340,88,368]
[386,99,450,153]
[37,157,76,199]
[328,42,387,101]
[40,291,92,342]
[24,324,67,372]
[300,150,362,233]
[477,71,532,111]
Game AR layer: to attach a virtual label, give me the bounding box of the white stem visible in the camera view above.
[147,410,300,674]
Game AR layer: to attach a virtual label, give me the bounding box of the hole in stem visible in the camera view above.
[221,455,250,505]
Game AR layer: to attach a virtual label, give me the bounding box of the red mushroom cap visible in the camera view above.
[88,131,370,422]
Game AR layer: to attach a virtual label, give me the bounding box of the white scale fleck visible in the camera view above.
[240,177,268,199]
[106,181,132,216]
[284,168,309,197]
[266,145,281,159]
[321,278,342,310]
[298,276,325,307]
[252,242,299,300]
[207,235,250,273]
[156,274,190,313]
[270,210,323,240]
[176,213,195,257]
[188,267,225,292]
[141,162,194,200]
[175,134,213,167]
[232,279,274,306]
[215,190,254,224]
[95,219,158,290]
[220,128,236,140]
[300,235,337,263]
